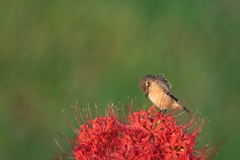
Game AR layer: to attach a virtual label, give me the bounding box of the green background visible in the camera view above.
[0,1,239,159]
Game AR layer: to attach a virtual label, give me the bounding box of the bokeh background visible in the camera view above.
[0,1,239,159]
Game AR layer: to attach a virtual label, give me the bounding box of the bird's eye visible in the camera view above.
[147,82,150,88]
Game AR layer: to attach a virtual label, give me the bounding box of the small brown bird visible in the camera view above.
[139,74,189,113]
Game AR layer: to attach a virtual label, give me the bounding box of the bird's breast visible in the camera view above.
[148,90,178,110]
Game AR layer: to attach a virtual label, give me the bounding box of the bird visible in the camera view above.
[139,74,189,113]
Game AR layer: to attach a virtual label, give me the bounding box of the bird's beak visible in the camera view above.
[145,92,148,97]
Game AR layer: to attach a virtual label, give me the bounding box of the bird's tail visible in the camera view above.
[182,106,190,113]
[180,95,192,114]
[175,103,190,113]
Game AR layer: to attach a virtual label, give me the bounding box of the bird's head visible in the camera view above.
[139,74,155,97]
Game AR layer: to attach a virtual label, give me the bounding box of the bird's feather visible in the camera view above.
[155,74,171,91]
[156,74,180,102]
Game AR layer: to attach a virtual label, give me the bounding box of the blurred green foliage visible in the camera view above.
[0,0,239,159]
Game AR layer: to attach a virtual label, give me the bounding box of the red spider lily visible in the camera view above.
[50,102,223,160]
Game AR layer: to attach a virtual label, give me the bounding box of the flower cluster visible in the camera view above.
[51,102,222,160]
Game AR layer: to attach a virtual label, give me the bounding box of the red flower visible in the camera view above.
[51,102,223,160]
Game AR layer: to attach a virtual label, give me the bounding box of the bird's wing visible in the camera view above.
[156,74,171,90]
[156,74,180,102]
[163,89,180,102]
